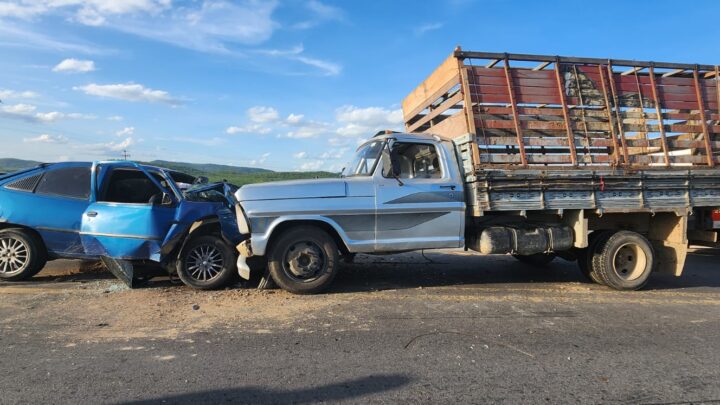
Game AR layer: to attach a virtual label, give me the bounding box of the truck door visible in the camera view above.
[80,163,177,261]
[374,141,464,251]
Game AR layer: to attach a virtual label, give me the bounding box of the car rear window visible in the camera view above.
[35,166,91,199]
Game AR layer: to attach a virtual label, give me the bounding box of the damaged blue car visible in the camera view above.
[0,161,242,289]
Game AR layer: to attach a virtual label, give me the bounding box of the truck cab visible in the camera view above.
[234,132,467,293]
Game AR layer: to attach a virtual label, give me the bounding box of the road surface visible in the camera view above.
[1,249,719,404]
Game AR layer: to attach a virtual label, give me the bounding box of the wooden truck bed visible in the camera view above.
[403,48,720,169]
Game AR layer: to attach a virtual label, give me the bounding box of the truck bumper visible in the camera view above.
[236,239,253,280]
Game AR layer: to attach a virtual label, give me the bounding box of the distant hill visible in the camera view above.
[144,160,272,176]
[0,157,337,186]
[0,158,42,172]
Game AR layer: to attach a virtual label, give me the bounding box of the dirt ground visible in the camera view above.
[1,249,719,404]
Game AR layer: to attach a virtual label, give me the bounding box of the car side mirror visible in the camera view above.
[161,192,174,205]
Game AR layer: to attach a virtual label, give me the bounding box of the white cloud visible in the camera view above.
[249,152,271,166]
[106,137,135,152]
[0,0,172,23]
[414,22,444,36]
[299,160,325,171]
[335,105,403,137]
[107,115,123,121]
[1,103,94,123]
[226,124,272,135]
[285,121,331,139]
[14,0,278,53]
[319,147,349,159]
[23,134,68,144]
[2,103,36,115]
[35,111,65,122]
[293,151,307,159]
[116,127,135,137]
[247,106,279,123]
[258,44,341,76]
[292,0,344,30]
[66,113,96,119]
[74,83,182,105]
[286,113,304,124]
[0,89,37,99]
[53,58,96,73]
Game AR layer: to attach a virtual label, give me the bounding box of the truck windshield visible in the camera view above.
[344,140,384,177]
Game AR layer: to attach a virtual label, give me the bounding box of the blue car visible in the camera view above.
[0,161,242,289]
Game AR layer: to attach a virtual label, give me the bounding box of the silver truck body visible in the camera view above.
[235,133,466,272]
[234,132,720,288]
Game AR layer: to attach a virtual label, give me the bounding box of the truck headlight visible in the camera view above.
[235,204,251,234]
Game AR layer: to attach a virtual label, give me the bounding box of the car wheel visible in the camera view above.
[593,231,655,291]
[177,235,237,290]
[0,228,47,281]
[512,253,556,266]
[268,226,339,294]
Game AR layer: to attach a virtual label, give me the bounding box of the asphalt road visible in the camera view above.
[1,249,719,404]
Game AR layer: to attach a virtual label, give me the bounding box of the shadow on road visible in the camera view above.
[12,248,720,293]
[120,374,412,405]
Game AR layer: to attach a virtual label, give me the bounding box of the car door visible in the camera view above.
[29,164,92,257]
[80,163,177,260]
[374,141,464,251]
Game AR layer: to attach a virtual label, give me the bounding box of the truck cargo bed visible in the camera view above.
[403,48,720,170]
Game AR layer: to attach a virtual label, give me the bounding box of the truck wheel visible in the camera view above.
[177,235,237,290]
[268,226,339,294]
[513,253,556,266]
[0,228,47,281]
[593,231,655,291]
[578,231,611,285]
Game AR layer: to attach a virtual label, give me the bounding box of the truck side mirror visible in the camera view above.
[389,143,402,178]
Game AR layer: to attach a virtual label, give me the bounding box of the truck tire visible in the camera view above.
[177,235,237,290]
[267,226,339,294]
[578,231,612,285]
[592,231,655,291]
[0,228,47,281]
[512,253,556,266]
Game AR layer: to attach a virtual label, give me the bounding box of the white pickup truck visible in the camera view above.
[233,50,720,294]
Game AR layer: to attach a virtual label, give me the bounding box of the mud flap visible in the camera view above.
[100,256,136,288]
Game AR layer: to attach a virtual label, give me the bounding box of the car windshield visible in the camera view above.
[344,140,384,177]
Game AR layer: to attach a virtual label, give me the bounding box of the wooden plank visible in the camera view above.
[598,64,622,165]
[406,91,464,133]
[607,62,630,164]
[503,57,528,166]
[403,53,461,122]
[404,73,461,125]
[648,66,671,166]
[457,57,481,168]
[555,62,578,165]
[693,68,715,166]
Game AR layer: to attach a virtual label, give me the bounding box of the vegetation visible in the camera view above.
[0,158,337,186]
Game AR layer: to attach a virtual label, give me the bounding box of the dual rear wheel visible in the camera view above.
[580,230,655,290]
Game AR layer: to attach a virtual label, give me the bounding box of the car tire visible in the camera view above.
[0,228,47,281]
[267,226,339,295]
[578,231,611,285]
[513,253,556,266]
[592,231,655,291]
[177,235,237,290]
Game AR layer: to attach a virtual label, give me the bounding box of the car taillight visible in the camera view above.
[713,209,720,229]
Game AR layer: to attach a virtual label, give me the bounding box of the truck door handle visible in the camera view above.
[86,211,98,217]
[439,185,456,190]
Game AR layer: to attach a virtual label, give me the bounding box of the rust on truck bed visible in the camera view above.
[403,47,720,169]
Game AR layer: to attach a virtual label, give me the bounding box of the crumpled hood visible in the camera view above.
[235,178,348,202]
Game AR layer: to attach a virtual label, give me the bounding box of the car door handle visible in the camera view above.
[439,185,456,190]
[86,211,98,217]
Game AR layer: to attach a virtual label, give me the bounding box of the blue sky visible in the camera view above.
[1,0,720,171]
